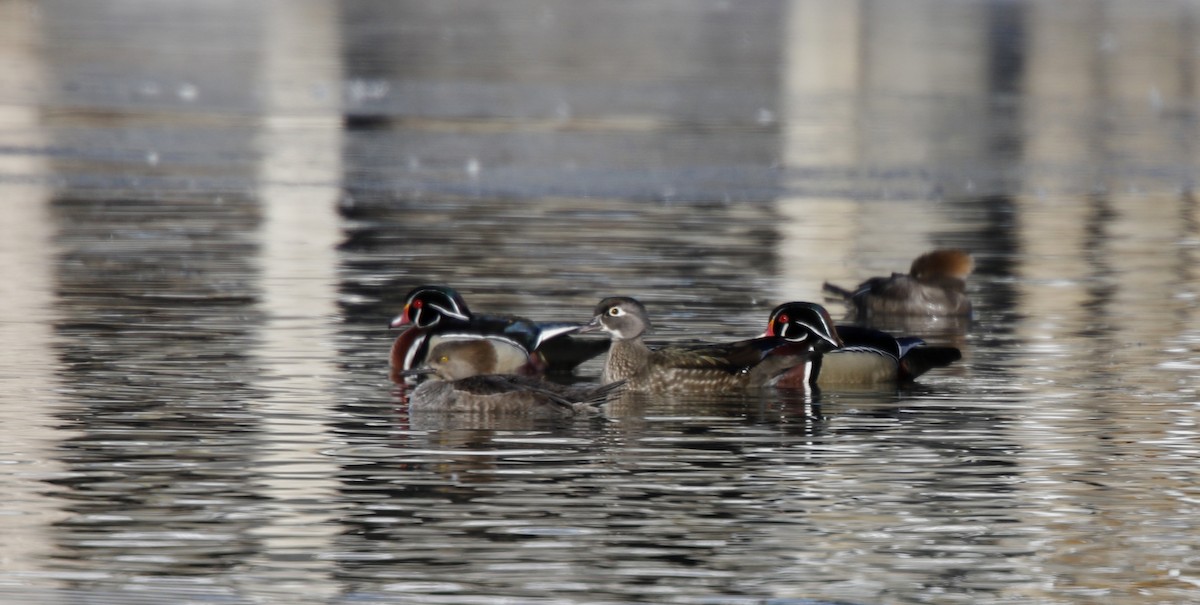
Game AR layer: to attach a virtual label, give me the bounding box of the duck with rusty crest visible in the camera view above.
[580,296,842,393]
[389,285,608,384]
[401,340,624,418]
[763,301,962,388]
[822,249,974,318]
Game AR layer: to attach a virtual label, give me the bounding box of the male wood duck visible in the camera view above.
[389,285,609,384]
[579,297,842,393]
[822,249,974,318]
[763,302,962,388]
[401,340,624,418]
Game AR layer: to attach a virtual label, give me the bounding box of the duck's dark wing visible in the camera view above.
[472,314,600,371]
[466,315,542,351]
[661,337,789,374]
[533,335,611,374]
[836,325,961,382]
[897,346,962,381]
[834,325,907,360]
[824,273,912,304]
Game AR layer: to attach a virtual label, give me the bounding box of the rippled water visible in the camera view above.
[3,2,1200,604]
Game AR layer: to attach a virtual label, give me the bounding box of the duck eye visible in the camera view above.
[608,307,623,316]
[413,299,424,309]
[778,313,789,324]
[438,355,449,363]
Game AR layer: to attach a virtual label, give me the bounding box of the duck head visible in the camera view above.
[909,249,974,281]
[763,302,843,354]
[580,296,651,341]
[390,285,472,329]
[401,340,499,381]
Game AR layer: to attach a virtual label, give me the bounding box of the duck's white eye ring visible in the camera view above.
[608,307,623,316]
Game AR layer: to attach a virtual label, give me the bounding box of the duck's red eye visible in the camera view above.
[413,300,423,309]
[778,313,789,324]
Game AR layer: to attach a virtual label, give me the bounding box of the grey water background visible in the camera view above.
[2,1,1200,603]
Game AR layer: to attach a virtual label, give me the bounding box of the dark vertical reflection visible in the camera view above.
[950,1,1026,338]
[1078,192,1118,339]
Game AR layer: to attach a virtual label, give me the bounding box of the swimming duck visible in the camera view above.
[764,301,962,387]
[822,249,974,318]
[389,285,608,383]
[402,340,623,417]
[580,296,841,393]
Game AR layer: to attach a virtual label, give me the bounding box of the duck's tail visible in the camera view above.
[822,281,855,300]
[898,346,962,381]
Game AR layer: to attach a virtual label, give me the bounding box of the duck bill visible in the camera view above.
[389,304,411,329]
[577,315,604,334]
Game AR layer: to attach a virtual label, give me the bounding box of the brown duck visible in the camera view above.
[823,249,974,318]
[402,340,623,418]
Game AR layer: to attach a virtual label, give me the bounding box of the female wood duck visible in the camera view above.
[389,285,609,384]
[401,340,624,418]
[579,297,842,393]
[822,249,974,318]
[763,302,962,388]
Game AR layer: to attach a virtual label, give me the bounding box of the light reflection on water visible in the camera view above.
[1,2,1200,605]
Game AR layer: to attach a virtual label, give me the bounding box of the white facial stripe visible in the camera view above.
[429,302,469,321]
[797,320,838,347]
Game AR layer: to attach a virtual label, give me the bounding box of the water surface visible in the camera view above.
[2,2,1200,604]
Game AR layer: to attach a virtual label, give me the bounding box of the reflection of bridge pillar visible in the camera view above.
[776,0,863,301]
[251,1,343,600]
[1014,6,1200,567]
[1019,2,1199,350]
[0,0,72,577]
[1024,2,1198,369]
[777,0,991,302]
[855,0,989,251]
[1017,2,1096,336]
